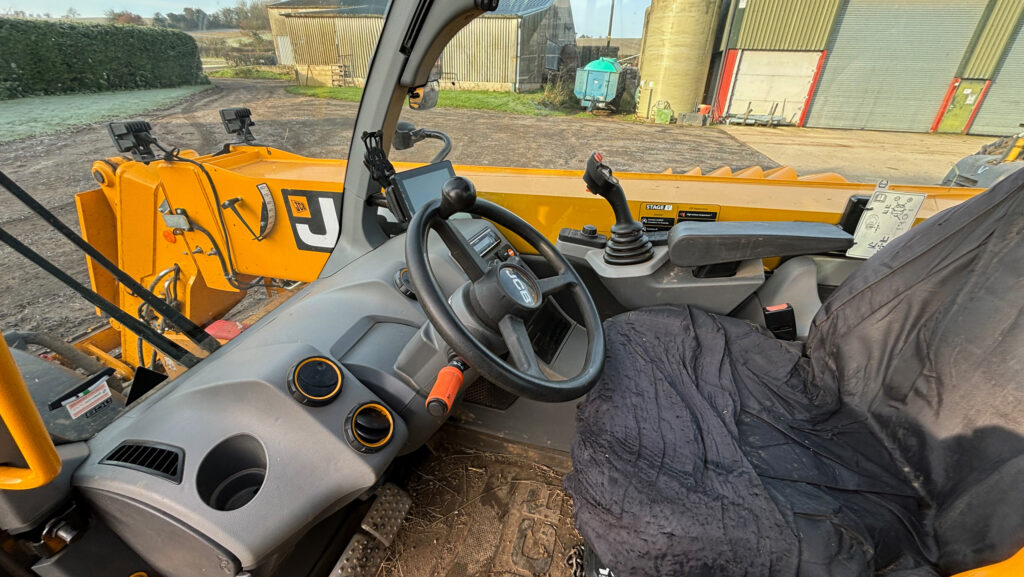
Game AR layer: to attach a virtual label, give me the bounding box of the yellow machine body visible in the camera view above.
[74,145,983,373]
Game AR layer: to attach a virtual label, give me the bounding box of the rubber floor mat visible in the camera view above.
[380,433,581,577]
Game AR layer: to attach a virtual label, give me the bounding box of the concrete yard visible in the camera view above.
[722,125,992,186]
[0,78,994,340]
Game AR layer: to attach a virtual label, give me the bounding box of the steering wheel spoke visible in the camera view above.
[406,188,604,403]
[498,314,543,378]
[435,219,489,281]
[537,272,575,297]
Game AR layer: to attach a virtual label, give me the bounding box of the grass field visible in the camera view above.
[188,28,269,45]
[286,86,577,116]
[208,66,295,80]
[0,85,211,143]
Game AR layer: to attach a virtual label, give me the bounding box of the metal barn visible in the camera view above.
[706,0,1024,134]
[267,0,576,91]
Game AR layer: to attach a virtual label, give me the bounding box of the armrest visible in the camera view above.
[668,221,853,268]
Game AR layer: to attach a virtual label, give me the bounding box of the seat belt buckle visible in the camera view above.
[763,303,797,341]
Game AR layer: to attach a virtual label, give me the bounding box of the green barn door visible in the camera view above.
[937,79,989,133]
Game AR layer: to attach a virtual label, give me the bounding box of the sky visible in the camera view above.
[1,0,650,37]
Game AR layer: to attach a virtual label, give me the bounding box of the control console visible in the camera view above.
[561,152,654,265]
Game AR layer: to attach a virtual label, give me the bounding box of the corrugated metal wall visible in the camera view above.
[442,17,519,88]
[334,17,384,79]
[282,13,520,89]
[736,0,842,51]
[268,9,287,37]
[962,0,1024,78]
[970,16,1024,134]
[285,16,340,65]
[807,0,987,131]
[270,7,332,61]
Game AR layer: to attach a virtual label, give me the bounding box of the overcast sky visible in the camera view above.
[1,0,649,36]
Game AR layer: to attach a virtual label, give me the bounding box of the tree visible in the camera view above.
[63,7,80,19]
[182,7,209,30]
[105,10,146,26]
[152,12,169,27]
[237,0,270,31]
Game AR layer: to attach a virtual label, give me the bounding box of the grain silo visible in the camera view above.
[637,0,722,119]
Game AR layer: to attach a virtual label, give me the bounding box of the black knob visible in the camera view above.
[440,176,476,219]
[347,403,395,452]
[582,224,598,236]
[288,357,343,406]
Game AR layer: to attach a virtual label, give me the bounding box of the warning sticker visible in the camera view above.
[676,204,720,222]
[287,195,311,218]
[63,379,112,420]
[847,183,925,259]
[678,210,718,221]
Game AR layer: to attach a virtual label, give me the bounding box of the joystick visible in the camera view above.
[582,152,653,265]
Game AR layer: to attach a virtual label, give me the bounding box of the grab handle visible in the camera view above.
[0,336,60,489]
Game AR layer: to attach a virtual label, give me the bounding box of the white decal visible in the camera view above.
[295,197,340,249]
[63,379,112,420]
[847,182,925,259]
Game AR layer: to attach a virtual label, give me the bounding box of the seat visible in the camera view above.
[564,171,1024,577]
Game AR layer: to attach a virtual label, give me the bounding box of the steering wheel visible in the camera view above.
[404,176,605,403]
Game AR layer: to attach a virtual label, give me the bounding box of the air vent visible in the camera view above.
[346,403,395,453]
[102,441,184,484]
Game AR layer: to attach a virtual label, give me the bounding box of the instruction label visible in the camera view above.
[639,203,676,231]
[62,378,112,420]
[847,183,925,259]
[256,183,277,238]
[677,204,721,222]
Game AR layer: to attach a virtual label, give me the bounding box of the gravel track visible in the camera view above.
[0,78,775,339]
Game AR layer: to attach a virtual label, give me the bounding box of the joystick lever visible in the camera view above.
[583,152,653,265]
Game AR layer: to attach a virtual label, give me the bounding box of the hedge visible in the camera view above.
[0,19,206,99]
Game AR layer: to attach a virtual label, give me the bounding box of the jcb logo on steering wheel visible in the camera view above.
[283,189,343,252]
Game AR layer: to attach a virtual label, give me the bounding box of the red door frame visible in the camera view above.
[931,78,961,133]
[798,50,828,127]
[962,79,992,134]
[713,49,740,121]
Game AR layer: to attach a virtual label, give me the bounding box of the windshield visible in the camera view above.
[1,0,1021,435]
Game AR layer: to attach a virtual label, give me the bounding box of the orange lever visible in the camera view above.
[426,363,466,417]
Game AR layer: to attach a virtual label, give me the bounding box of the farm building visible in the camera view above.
[638,0,1024,135]
[267,0,576,91]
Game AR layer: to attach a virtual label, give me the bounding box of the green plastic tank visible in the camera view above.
[574,57,622,110]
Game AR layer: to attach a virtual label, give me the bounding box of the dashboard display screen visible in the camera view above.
[392,161,456,219]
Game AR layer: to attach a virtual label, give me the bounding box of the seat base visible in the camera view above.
[566,306,936,577]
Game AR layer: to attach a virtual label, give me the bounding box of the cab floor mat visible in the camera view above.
[380,429,580,577]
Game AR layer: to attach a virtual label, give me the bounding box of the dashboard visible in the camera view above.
[71,218,554,576]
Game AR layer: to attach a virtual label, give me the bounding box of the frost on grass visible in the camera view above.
[0,86,210,144]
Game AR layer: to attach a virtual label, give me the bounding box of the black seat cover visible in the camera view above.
[564,172,1024,577]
